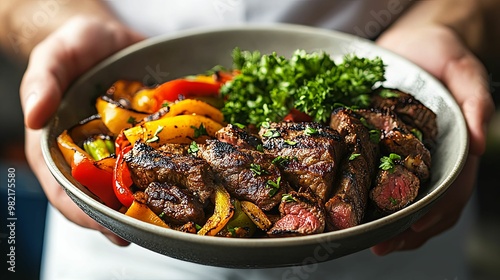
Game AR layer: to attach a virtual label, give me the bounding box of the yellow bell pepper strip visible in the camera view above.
[161,99,224,123]
[220,199,256,237]
[240,200,273,231]
[96,96,149,135]
[113,145,135,207]
[123,115,224,147]
[106,80,145,102]
[152,79,221,111]
[125,200,170,228]
[198,185,234,236]
[130,88,157,113]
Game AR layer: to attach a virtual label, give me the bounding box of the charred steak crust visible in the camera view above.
[145,182,205,225]
[268,191,326,236]
[327,108,379,230]
[258,122,344,202]
[198,139,288,211]
[125,142,216,205]
[356,109,431,182]
[215,124,263,150]
[371,88,438,150]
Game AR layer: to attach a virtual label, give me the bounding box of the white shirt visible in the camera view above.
[42,1,473,279]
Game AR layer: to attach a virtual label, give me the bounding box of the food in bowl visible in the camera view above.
[56,48,436,238]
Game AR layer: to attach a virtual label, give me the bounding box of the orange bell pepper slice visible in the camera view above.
[125,200,170,228]
[161,99,224,123]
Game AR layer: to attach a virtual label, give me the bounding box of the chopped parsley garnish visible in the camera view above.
[145,125,163,143]
[359,117,371,129]
[234,123,246,129]
[158,212,165,218]
[379,89,400,99]
[250,163,268,176]
[256,144,264,152]
[127,116,137,125]
[349,153,361,161]
[272,156,292,166]
[195,224,202,231]
[282,193,296,203]
[266,176,281,197]
[304,126,319,136]
[188,141,199,154]
[260,121,270,129]
[191,123,208,138]
[369,129,381,143]
[221,48,386,125]
[284,139,297,146]
[262,129,281,138]
[411,128,423,142]
[379,153,402,173]
[389,197,398,206]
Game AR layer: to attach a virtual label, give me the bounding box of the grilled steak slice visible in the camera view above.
[330,108,379,172]
[145,182,205,225]
[259,122,344,202]
[327,108,379,230]
[125,142,215,205]
[198,140,288,211]
[268,191,326,236]
[216,124,262,150]
[157,143,189,155]
[382,129,431,168]
[371,88,438,149]
[370,165,420,213]
[356,109,431,182]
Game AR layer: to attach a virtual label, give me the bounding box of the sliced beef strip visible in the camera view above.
[258,122,344,202]
[382,129,431,182]
[268,191,326,236]
[125,142,215,205]
[371,88,438,150]
[215,124,262,150]
[145,182,205,225]
[370,165,420,213]
[356,109,431,182]
[198,140,288,211]
[326,108,379,230]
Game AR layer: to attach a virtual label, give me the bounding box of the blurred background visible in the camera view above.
[0,49,499,279]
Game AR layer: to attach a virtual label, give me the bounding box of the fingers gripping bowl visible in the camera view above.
[41,25,468,268]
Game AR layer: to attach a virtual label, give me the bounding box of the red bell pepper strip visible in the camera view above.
[283,108,313,122]
[113,145,134,207]
[58,130,121,210]
[71,154,122,209]
[114,130,131,156]
[153,79,220,111]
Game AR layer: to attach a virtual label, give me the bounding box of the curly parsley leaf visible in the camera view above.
[379,153,402,173]
[221,48,385,125]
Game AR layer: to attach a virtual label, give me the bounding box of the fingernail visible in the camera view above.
[24,92,38,117]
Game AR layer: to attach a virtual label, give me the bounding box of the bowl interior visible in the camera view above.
[41,24,468,268]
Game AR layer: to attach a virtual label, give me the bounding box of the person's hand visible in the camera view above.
[21,16,144,245]
[372,24,495,255]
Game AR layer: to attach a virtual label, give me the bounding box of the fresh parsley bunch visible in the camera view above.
[220,48,386,125]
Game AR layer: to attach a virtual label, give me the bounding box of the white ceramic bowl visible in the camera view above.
[41,24,468,268]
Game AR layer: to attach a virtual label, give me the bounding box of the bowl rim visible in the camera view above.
[41,23,469,249]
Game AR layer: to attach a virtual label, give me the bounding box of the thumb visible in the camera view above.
[20,16,144,129]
